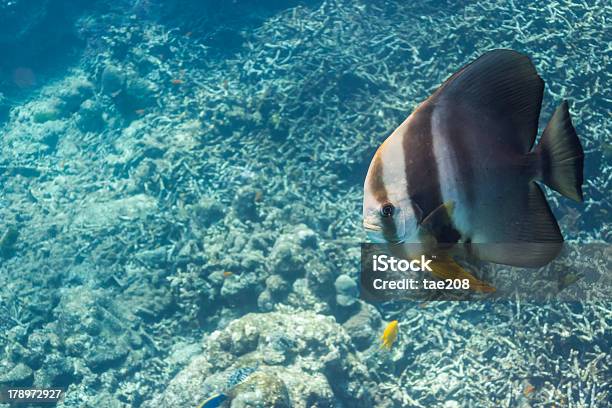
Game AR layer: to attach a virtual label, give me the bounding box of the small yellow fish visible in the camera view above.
[380,320,399,350]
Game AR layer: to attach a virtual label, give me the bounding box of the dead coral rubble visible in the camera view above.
[0,0,609,407]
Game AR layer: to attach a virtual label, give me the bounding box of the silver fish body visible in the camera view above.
[363,50,584,267]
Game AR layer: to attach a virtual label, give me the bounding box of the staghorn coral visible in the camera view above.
[0,1,609,407]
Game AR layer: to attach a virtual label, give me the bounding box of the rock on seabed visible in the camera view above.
[144,310,378,408]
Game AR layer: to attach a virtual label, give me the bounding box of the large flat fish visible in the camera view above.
[363,49,584,288]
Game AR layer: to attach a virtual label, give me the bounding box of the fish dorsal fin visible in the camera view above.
[433,49,544,153]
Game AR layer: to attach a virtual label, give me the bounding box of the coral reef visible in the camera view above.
[0,0,609,407]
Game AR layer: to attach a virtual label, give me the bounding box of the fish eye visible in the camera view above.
[380,203,395,217]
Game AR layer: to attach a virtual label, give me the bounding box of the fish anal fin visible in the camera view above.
[474,183,563,267]
[429,255,496,293]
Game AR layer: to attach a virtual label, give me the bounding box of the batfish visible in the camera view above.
[363,49,584,291]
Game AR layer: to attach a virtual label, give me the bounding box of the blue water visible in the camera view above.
[0,1,610,407]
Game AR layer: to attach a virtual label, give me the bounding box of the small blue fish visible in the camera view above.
[197,393,227,408]
[196,366,258,408]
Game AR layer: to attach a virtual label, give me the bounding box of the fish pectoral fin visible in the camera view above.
[418,201,461,244]
[429,255,496,293]
[419,201,455,229]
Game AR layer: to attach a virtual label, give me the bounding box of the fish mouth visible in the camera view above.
[366,231,387,244]
[363,222,407,244]
[363,222,383,232]
[364,225,390,244]
[366,230,405,245]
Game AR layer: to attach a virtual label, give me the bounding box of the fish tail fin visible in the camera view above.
[535,101,584,202]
